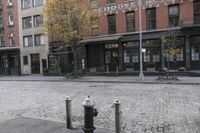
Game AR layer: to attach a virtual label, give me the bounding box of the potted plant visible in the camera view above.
[146,62,155,72]
[178,67,186,72]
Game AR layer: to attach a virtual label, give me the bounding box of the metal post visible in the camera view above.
[66,96,72,129]
[114,99,121,133]
[106,65,109,75]
[116,66,119,76]
[82,96,96,133]
[139,0,144,81]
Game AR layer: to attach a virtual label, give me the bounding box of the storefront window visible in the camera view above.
[105,43,118,49]
[191,46,199,61]
[176,47,184,61]
[124,50,130,63]
[132,50,138,63]
[126,41,139,47]
[105,51,111,63]
[144,49,150,62]
[191,36,200,61]
[152,48,160,62]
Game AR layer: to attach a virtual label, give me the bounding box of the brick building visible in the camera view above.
[0,0,20,75]
[80,0,200,73]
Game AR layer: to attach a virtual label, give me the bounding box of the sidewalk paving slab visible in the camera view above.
[0,117,114,133]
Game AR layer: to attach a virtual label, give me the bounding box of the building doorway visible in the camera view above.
[31,54,40,74]
[105,43,119,72]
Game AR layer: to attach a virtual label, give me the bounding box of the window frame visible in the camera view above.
[126,11,135,32]
[34,34,45,46]
[107,14,116,34]
[107,0,115,4]
[193,1,200,24]
[146,8,156,30]
[23,35,33,47]
[168,4,180,27]
[21,0,32,9]
[0,36,3,47]
[8,34,15,46]
[33,0,43,7]
[23,56,28,65]
[33,15,43,27]
[22,16,32,29]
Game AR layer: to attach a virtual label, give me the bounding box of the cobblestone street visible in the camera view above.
[0,80,200,133]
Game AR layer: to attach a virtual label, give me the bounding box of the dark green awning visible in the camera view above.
[79,35,122,44]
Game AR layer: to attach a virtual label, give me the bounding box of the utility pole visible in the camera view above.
[139,0,144,81]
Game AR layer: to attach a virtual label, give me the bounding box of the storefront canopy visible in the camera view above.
[79,35,122,44]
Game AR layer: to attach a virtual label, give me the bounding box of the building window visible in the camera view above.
[146,8,156,30]
[34,34,45,46]
[105,51,111,63]
[22,17,32,29]
[144,49,150,62]
[107,14,116,34]
[132,50,138,63]
[126,12,135,32]
[8,0,13,6]
[23,56,28,65]
[107,0,115,4]
[22,0,31,9]
[8,14,14,26]
[0,17,3,28]
[191,46,199,61]
[124,50,130,63]
[194,1,200,24]
[152,48,160,62]
[91,0,97,7]
[34,15,43,27]
[33,0,43,7]
[0,36,3,46]
[9,33,15,46]
[176,47,183,61]
[168,5,179,27]
[191,36,200,61]
[91,14,99,36]
[23,35,32,47]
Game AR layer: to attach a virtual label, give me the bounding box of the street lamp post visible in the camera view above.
[139,0,144,80]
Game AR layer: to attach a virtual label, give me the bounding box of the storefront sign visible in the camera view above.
[95,0,179,13]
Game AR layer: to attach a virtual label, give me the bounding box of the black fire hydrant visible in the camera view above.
[82,96,98,133]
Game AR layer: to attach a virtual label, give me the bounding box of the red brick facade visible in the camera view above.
[0,0,20,75]
[1,0,19,47]
[80,0,200,72]
[94,0,194,35]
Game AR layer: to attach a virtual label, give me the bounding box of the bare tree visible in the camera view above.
[161,27,181,78]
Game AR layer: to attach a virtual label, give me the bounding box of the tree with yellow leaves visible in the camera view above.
[43,0,99,77]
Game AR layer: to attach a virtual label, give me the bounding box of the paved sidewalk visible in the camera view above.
[73,76,200,85]
[0,75,66,82]
[0,75,200,85]
[0,117,114,133]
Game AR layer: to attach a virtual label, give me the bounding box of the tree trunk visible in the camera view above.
[167,57,170,79]
[72,45,78,78]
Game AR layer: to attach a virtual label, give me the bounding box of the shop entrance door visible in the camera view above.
[31,54,40,74]
[105,50,119,72]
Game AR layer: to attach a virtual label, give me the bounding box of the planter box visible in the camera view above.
[147,67,155,72]
[126,68,134,72]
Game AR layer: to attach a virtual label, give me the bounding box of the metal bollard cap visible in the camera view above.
[83,96,94,107]
[114,99,120,104]
[66,96,71,101]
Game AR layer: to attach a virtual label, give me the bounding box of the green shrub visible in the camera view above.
[146,62,155,68]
